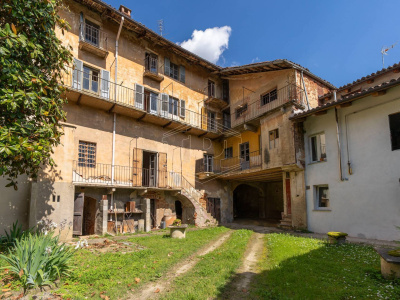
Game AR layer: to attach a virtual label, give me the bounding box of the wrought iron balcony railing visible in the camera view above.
[62,67,221,133]
[79,22,108,50]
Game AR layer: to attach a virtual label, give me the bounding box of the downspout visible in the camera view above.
[301,70,310,110]
[111,16,124,207]
[335,106,344,181]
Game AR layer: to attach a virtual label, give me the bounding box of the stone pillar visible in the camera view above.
[99,195,108,235]
[142,198,151,232]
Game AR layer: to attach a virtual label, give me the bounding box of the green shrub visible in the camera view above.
[0,232,75,292]
[172,219,182,226]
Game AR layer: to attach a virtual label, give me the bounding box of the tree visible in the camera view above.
[0,0,72,189]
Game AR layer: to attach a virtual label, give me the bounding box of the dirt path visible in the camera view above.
[127,230,233,300]
[220,232,265,299]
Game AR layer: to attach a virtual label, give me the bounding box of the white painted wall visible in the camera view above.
[303,85,400,241]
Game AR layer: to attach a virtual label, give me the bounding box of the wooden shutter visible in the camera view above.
[132,148,143,186]
[100,69,110,99]
[161,93,169,117]
[180,99,186,118]
[164,57,170,76]
[73,193,84,235]
[201,107,207,130]
[158,152,167,188]
[135,83,144,109]
[180,66,185,83]
[72,58,83,90]
[79,12,84,41]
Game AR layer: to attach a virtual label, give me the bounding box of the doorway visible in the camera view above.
[143,151,157,187]
[150,199,156,228]
[73,193,97,236]
[207,198,221,222]
[239,142,250,170]
[175,200,183,221]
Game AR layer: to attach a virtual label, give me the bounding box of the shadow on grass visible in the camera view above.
[217,237,400,300]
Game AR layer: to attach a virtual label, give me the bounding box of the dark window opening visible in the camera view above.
[225,147,233,159]
[84,19,100,47]
[170,62,179,80]
[236,104,248,119]
[208,80,215,98]
[261,88,278,106]
[389,112,400,151]
[203,154,213,172]
[145,53,158,73]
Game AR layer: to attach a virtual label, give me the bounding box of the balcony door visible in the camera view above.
[143,151,157,187]
[239,142,250,170]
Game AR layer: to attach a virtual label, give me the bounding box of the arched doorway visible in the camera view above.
[233,184,262,219]
[175,200,183,220]
[83,196,97,235]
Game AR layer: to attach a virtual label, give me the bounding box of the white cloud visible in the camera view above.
[251,57,260,63]
[179,26,232,64]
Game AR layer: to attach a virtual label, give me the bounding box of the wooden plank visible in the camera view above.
[132,148,143,186]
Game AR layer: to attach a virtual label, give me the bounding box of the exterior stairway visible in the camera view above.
[279,213,292,229]
[178,176,218,227]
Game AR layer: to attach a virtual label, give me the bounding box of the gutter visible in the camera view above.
[110,16,124,207]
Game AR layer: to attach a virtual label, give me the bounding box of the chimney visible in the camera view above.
[119,5,131,18]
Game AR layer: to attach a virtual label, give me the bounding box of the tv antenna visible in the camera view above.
[158,19,164,36]
[381,42,397,68]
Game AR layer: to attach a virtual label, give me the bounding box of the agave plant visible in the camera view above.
[0,221,31,248]
[0,232,75,292]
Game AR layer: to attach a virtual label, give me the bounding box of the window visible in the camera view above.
[83,66,99,93]
[269,129,279,149]
[223,110,231,129]
[310,133,327,162]
[203,154,213,172]
[164,57,185,83]
[208,80,215,98]
[222,79,229,103]
[315,185,330,209]
[389,112,400,151]
[169,97,179,116]
[84,19,100,47]
[145,52,158,73]
[208,111,216,131]
[236,104,248,119]
[224,147,233,159]
[261,88,278,106]
[78,141,96,167]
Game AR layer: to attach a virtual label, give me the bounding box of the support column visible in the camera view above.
[99,195,108,235]
[143,198,151,232]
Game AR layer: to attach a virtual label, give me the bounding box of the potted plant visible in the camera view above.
[327,232,348,245]
[169,219,188,239]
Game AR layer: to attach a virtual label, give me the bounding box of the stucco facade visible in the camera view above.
[300,83,400,241]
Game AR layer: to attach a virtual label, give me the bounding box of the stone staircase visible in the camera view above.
[178,176,218,227]
[279,213,292,229]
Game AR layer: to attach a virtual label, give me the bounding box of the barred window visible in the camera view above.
[78,141,96,167]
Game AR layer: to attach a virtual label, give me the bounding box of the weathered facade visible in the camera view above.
[0,0,333,238]
[292,64,400,240]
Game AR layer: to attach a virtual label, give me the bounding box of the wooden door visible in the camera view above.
[73,193,84,235]
[158,152,167,188]
[132,148,143,186]
[240,142,250,170]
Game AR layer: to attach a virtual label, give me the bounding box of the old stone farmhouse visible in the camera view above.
[1,0,398,241]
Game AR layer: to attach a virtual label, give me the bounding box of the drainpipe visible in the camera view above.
[301,70,310,110]
[111,16,124,207]
[335,107,344,181]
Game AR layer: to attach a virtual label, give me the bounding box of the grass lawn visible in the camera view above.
[1,226,229,299]
[161,229,253,300]
[251,233,400,300]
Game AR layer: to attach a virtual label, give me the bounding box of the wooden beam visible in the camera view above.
[198,132,207,138]
[244,123,258,132]
[76,93,82,105]
[339,102,352,108]
[366,78,375,84]
[372,90,386,97]
[108,103,116,113]
[393,69,400,73]
[314,110,327,116]
[137,113,147,121]
[138,189,147,196]
[182,127,192,133]
[162,121,172,128]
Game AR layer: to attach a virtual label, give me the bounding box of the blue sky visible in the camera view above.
[108,0,400,88]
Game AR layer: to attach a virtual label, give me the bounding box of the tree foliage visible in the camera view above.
[0,0,72,189]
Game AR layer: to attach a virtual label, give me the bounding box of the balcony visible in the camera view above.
[143,55,164,82]
[204,82,229,110]
[195,150,262,179]
[79,22,108,58]
[231,84,305,128]
[72,161,182,189]
[62,67,222,139]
